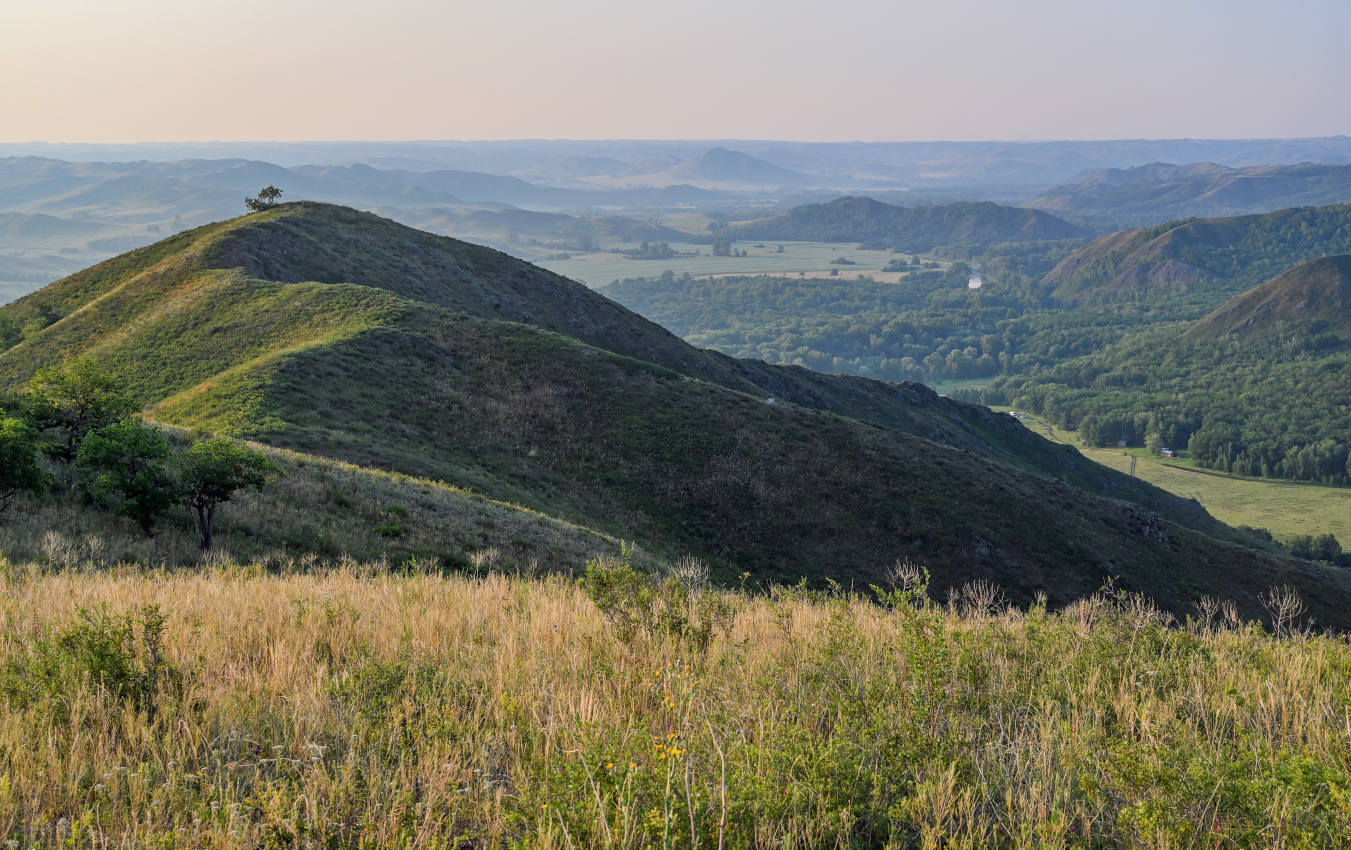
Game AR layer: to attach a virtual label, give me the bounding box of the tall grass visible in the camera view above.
[1,561,1348,848]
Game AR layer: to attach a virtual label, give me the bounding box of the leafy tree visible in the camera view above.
[244,185,284,212]
[178,438,278,550]
[0,416,44,511]
[76,420,176,537]
[26,357,137,457]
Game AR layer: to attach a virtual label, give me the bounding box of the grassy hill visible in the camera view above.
[1042,204,1351,309]
[727,196,1088,251]
[2,202,1343,623]
[1,439,634,573]
[1187,254,1351,340]
[1026,161,1351,228]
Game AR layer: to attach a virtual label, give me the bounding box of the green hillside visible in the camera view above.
[1,439,634,572]
[1187,254,1351,340]
[995,256,1351,487]
[2,202,1342,623]
[727,196,1088,251]
[1042,204,1351,309]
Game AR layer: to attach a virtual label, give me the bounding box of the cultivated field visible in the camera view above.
[2,562,1347,848]
[537,242,912,289]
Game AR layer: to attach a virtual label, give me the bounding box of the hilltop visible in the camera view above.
[669,147,816,187]
[727,196,1087,251]
[1187,254,1351,339]
[2,202,1344,621]
[1041,204,1351,309]
[1027,161,1351,228]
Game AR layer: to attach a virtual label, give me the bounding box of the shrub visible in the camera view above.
[581,550,734,650]
[0,604,181,721]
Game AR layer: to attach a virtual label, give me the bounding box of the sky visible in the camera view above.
[3,0,1350,143]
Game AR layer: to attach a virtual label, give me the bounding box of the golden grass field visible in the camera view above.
[2,559,1348,848]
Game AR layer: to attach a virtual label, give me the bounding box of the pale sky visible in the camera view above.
[3,0,1349,142]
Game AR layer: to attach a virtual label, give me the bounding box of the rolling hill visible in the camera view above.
[727,196,1088,251]
[1186,254,1351,340]
[669,147,817,187]
[2,202,1343,622]
[1027,161,1351,228]
[1041,204,1351,309]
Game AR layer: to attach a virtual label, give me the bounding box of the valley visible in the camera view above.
[11,0,1351,840]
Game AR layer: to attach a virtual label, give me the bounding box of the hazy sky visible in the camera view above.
[3,0,1349,142]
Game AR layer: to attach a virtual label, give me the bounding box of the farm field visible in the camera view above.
[537,241,912,289]
[1013,411,1351,546]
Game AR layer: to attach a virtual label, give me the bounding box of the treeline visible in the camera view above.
[0,357,277,548]
[989,331,1351,485]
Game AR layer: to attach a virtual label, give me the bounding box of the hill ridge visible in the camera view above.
[5,201,1343,623]
[728,195,1087,250]
[1041,204,1351,309]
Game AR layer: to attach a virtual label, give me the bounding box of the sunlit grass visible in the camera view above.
[2,563,1348,848]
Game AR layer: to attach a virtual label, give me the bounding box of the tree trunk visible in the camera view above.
[202,504,216,550]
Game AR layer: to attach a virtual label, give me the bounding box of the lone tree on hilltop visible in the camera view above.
[245,185,284,212]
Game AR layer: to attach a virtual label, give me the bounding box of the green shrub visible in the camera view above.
[581,550,734,650]
[0,604,182,720]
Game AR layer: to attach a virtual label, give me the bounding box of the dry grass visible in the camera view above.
[1,562,1349,848]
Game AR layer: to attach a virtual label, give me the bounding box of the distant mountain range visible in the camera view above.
[3,202,1336,620]
[727,196,1088,251]
[0,156,735,224]
[1027,162,1351,228]
[7,136,1351,188]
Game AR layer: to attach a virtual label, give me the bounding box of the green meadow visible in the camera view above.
[537,241,913,289]
[1016,412,1351,547]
